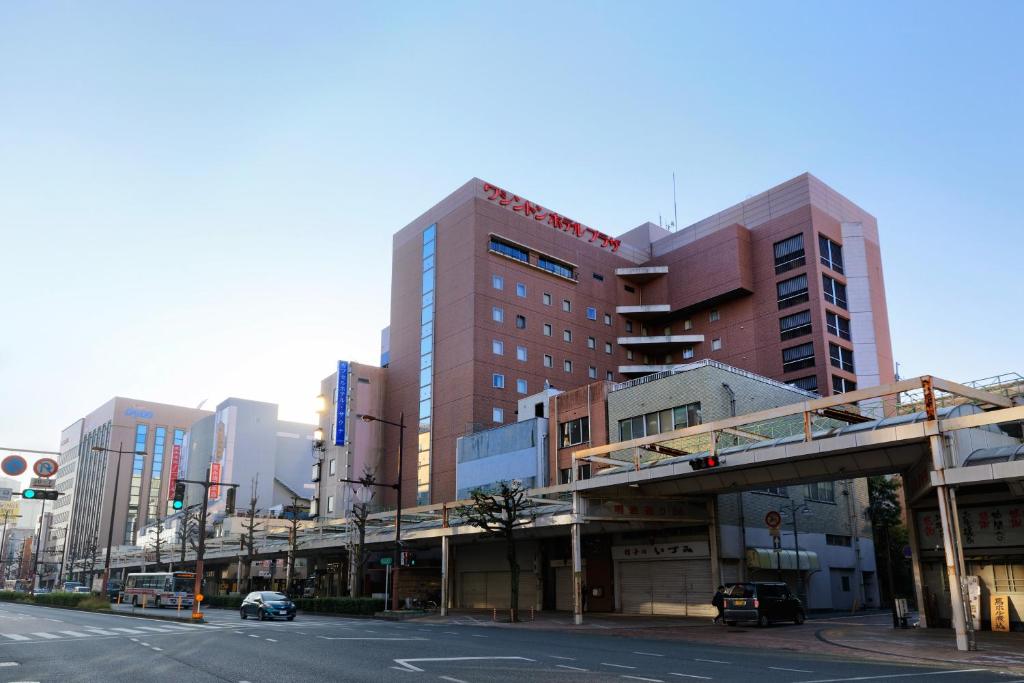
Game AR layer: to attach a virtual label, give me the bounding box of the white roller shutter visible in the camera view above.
[619,561,654,615]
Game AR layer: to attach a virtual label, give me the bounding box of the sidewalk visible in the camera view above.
[414,609,1024,674]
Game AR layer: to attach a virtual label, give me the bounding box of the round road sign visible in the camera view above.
[765,510,782,529]
[33,458,59,478]
[195,593,204,603]
[1,455,28,477]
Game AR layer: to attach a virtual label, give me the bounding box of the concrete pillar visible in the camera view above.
[930,434,974,651]
[440,535,449,617]
[571,492,583,626]
[903,493,928,628]
[707,497,721,588]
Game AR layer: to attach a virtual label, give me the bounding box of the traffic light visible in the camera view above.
[225,487,236,515]
[400,551,417,567]
[689,454,722,471]
[21,489,58,500]
[172,482,186,510]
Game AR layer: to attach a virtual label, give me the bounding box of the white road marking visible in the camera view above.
[2,634,29,641]
[83,629,117,636]
[601,663,637,669]
[393,657,535,673]
[548,656,575,661]
[470,634,487,638]
[794,670,989,683]
[632,651,664,657]
[248,634,260,638]
[318,636,428,641]
[622,677,664,683]
[140,642,150,647]
[31,633,60,640]
[130,638,139,642]
[111,628,143,634]
[58,631,89,638]
[439,677,469,683]
[770,666,812,673]
[556,664,588,671]
[136,626,168,632]
[668,675,710,680]
[266,638,277,642]
[151,647,163,651]
[0,662,19,667]
[695,659,729,664]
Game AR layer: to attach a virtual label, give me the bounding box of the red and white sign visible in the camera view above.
[481,182,622,253]
[765,510,782,529]
[209,462,222,500]
[167,445,182,500]
[33,458,59,478]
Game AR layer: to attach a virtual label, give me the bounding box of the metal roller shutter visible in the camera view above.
[618,559,714,616]
[619,561,654,615]
[461,572,488,608]
[651,561,688,616]
[555,566,573,611]
[459,570,538,610]
[684,559,715,617]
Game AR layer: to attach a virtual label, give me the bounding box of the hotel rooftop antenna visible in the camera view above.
[672,171,679,233]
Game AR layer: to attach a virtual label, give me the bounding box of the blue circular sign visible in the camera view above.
[1,455,28,477]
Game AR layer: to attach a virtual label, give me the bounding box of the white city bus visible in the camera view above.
[123,571,196,608]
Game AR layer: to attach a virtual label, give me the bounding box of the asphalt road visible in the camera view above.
[0,602,1013,683]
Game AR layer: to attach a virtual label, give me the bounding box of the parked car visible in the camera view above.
[723,582,805,626]
[107,581,123,602]
[31,587,51,596]
[62,581,86,592]
[71,586,91,593]
[240,591,296,621]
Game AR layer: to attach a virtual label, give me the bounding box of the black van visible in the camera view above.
[723,582,805,626]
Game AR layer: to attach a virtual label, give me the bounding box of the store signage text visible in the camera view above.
[612,541,710,559]
[482,182,622,253]
[918,505,1024,548]
[125,408,154,419]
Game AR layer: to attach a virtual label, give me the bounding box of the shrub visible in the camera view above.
[0,590,29,603]
[292,597,384,615]
[202,594,243,610]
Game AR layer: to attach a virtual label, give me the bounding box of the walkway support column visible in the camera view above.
[707,497,721,589]
[930,434,973,651]
[440,534,449,617]
[571,491,584,626]
[902,486,928,628]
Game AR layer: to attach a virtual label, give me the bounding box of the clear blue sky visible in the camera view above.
[2,2,1021,467]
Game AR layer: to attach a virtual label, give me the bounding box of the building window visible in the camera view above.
[489,237,529,263]
[492,407,504,423]
[516,345,527,361]
[563,329,572,342]
[543,323,552,336]
[515,314,526,329]
[782,342,815,372]
[540,257,575,280]
[586,307,598,321]
[606,370,613,380]
[492,340,503,355]
[418,223,438,506]
[832,375,857,394]
[562,299,571,312]
[492,373,505,389]
[683,346,694,359]
[826,534,852,547]
[604,342,612,354]
[819,235,844,274]
[804,481,836,503]
[329,459,337,476]
[779,310,813,341]
[711,338,722,351]
[588,366,597,379]
[619,402,701,440]
[604,313,612,325]
[826,312,851,340]
[626,350,634,361]
[327,496,335,514]
[791,375,818,392]
[593,272,604,281]
[624,284,635,293]
[564,359,572,373]
[544,354,553,368]
[774,233,806,274]
[492,307,504,323]
[625,321,633,333]
[823,275,848,309]
[492,275,503,290]
[587,336,596,349]
[755,486,788,496]
[559,417,590,447]
[777,274,809,309]
[515,282,527,297]
[516,379,528,394]
[543,292,552,306]
[829,343,855,372]
[683,319,693,330]
[709,309,720,322]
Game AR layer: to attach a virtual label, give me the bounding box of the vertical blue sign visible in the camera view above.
[335,360,349,446]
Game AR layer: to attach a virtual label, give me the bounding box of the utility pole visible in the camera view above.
[177,470,238,620]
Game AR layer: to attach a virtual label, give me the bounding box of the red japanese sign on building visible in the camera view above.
[209,462,222,500]
[167,444,181,500]
[481,182,622,253]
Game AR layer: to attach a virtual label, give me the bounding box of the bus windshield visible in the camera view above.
[173,577,194,592]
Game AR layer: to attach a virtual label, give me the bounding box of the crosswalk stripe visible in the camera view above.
[83,629,117,635]
[2,634,29,641]
[59,631,90,638]
[136,626,167,632]
[111,628,143,634]
[31,633,61,640]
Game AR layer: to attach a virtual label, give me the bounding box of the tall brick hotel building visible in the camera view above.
[383,173,894,507]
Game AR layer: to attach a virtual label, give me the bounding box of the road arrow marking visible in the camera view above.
[392,656,535,673]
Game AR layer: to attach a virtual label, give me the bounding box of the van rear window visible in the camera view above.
[728,584,754,598]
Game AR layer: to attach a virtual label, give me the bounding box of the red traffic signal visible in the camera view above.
[689,455,722,471]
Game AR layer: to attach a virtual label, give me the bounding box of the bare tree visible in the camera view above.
[178,506,200,563]
[459,481,533,622]
[151,518,167,572]
[239,476,261,593]
[348,468,377,598]
[285,494,304,596]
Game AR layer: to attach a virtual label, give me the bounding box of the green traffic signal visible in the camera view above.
[172,500,183,510]
[22,488,36,499]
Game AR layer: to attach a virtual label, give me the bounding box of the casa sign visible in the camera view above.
[481,181,622,253]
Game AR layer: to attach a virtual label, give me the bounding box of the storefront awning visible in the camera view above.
[746,548,820,571]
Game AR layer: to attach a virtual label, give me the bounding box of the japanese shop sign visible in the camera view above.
[917,505,1024,550]
[167,444,181,500]
[481,181,622,253]
[588,499,696,520]
[612,541,710,560]
[991,595,1011,632]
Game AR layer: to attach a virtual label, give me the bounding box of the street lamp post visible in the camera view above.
[92,443,146,595]
[781,501,812,603]
[357,412,404,612]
